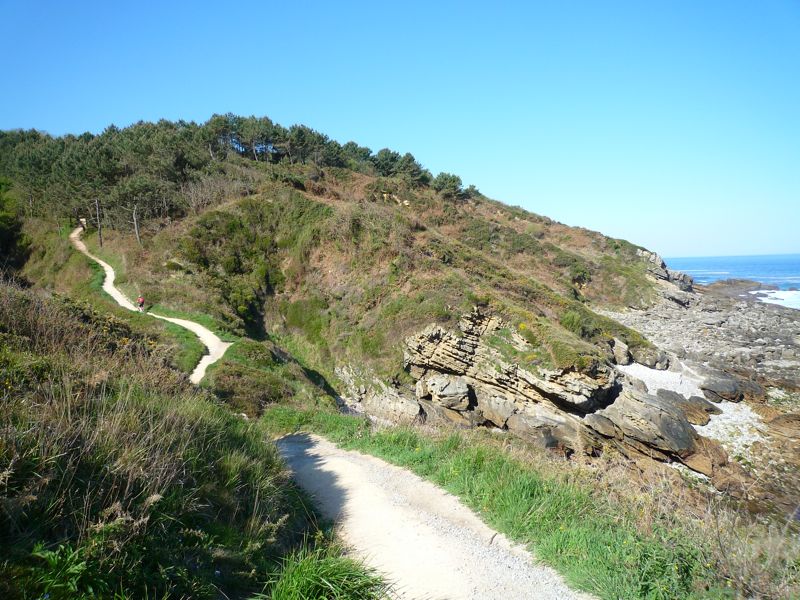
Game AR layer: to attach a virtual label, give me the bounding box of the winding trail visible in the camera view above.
[277,434,594,600]
[70,226,592,598]
[69,227,231,384]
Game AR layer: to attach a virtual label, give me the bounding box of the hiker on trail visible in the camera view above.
[137,295,145,312]
[79,217,87,231]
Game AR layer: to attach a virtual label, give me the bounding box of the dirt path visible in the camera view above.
[69,227,231,384]
[277,433,594,600]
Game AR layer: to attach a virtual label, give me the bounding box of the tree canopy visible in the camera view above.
[0,114,481,235]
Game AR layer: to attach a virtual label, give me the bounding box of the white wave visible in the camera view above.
[748,290,800,310]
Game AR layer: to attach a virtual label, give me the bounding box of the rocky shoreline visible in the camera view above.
[599,279,800,392]
[338,263,800,512]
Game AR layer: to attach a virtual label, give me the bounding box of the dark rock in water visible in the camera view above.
[701,377,743,403]
[655,389,722,425]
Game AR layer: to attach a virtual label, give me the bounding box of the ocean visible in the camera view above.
[665,254,800,310]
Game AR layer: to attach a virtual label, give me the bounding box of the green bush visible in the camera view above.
[560,310,599,340]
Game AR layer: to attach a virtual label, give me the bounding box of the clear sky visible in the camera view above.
[2,1,798,257]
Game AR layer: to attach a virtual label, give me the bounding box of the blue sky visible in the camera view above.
[2,1,798,257]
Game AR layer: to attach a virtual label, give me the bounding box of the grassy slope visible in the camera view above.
[0,283,388,600]
[58,167,653,392]
[14,165,800,599]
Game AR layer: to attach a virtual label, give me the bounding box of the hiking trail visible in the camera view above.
[277,433,595,600]
[69,226,231,384]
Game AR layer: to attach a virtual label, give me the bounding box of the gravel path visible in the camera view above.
[69,227,231,384]
[277,433,595,600]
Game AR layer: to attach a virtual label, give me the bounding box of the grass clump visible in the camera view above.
[262,542,391,600]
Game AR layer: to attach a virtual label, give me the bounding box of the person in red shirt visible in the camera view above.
[136,295,145,312]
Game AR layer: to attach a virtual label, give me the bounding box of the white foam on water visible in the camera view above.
[748,289,800,310]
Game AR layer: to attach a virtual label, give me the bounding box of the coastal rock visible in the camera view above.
[636,249,693,292]
[399,307,760,489]
[359,381,420,423]
[474,391,517,428]
[417,373,470,410]
[612,337,632,365]
[683,435,729,478]
[506,403,589,451]
[588,388,696,457]
[630,346,670,370]
[668,271,694,293]
[597,279,800,391]
[655,389,722,426]
[701,377,744,403]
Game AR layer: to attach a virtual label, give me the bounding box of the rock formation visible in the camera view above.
[636,249,694,292]
[393,308,739,487]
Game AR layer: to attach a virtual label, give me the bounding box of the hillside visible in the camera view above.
[1,117,665,377]
[2,115,799,598]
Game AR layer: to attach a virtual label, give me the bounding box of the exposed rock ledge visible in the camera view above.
[348,308,746,492]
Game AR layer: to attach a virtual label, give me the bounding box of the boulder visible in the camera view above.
[418,373,470,410]
[506,403,592,452]
[668,271,694,292]
[474,389,517,428]
[361,385,421,423]
[682,435,728,476]
[655,389,721,426]
[588,388,697,457]
[612,338,632,365]
[630,346,670,370]
[700,377,743,403]
[417,399,474,428]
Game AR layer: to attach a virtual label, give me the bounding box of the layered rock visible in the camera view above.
[399,308,736,484]
[655,389,721,426]
[636,249,694,292]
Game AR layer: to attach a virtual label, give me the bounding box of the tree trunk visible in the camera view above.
[208,143,215,161]
[133,204,142,247]
[95,198,103,248]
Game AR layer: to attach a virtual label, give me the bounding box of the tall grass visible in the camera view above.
[0,283,304,598]
[261,543,391,600]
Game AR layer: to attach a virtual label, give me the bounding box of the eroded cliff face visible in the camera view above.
[380,308,744,491]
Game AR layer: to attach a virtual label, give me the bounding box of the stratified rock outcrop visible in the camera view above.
[636,249,694,292]
[398,308,736,486]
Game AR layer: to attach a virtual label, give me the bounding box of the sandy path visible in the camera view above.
[69,227,231,384]
[277,433,594,600]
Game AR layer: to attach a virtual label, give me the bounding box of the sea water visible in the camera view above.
[665,254,800,310]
